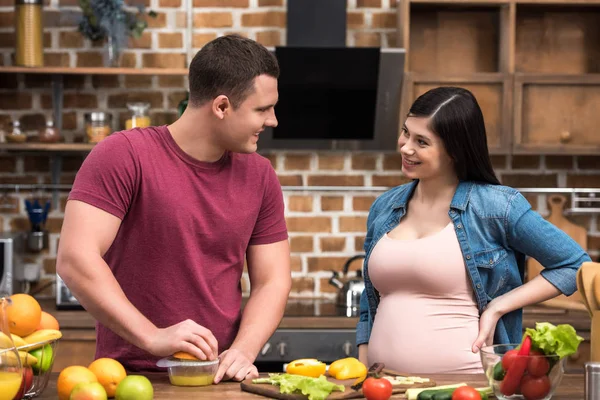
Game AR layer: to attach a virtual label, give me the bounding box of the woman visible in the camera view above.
[356,87,590,374]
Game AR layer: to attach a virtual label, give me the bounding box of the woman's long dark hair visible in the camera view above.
[408,87,500,185]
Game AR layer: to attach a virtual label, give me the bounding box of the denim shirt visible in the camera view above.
[357,180,591,347]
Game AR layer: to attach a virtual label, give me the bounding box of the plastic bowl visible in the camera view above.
[18,337,60,399]
[480,343,565,400]
[156,357,219,387]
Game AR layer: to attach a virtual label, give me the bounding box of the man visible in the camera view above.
[56,35,291,383]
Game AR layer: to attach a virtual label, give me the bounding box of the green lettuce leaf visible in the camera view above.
[524,322,584,359]
[253,373,345,400]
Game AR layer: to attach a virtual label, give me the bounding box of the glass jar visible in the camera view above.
[6,120,27,143]
[84,112,112,143]
[38,118,61,143]
[126,102,151,130]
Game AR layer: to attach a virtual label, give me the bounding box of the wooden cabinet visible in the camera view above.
[398,0,600,155]
[514,75,600,153]
[402,73,511,152]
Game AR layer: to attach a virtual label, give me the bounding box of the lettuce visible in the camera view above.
[524,322,584,359]
[253,373,345,400]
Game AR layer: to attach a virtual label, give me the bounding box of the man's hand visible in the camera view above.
[213,348,259,383]
[145,319,219,361]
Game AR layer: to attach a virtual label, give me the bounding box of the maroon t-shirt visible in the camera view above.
[68,126,288,371]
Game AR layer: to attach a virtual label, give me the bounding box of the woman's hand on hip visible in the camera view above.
[472,301,503,353]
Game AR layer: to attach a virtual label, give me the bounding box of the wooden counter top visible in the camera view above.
[36,372,586,399]
[43,298,591,332]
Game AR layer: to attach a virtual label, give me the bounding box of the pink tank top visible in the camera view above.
[367,223,483,374]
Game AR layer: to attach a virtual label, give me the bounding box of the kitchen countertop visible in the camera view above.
[43,298,591,332]
[36,372,586,399]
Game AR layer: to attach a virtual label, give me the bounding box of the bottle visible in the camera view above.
[15,0,44,67]
[38,119,60,143]
[0,297,24,400]
[84,112,112,143]
[126,103,151,130]
[6,120,26,143]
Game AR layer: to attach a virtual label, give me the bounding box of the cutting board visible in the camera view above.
[526,194,588,311]
[240,370,436,399]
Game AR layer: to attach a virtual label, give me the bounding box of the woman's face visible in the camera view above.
[398,116,455,181]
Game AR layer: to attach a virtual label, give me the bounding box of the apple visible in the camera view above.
[115,375,153,400]
[29,344,53,374]
[69,382,108,400]
[13,367,34,400]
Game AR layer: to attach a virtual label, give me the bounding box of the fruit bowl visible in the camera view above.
[480,344,565,400]
[17,337,60,399]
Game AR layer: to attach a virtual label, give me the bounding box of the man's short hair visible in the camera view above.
[188,35,280,109]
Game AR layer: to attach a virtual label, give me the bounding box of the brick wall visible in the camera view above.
[0,1,599,299]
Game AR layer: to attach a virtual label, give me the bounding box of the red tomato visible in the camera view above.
[362,376,393,400]
[527,350,550,377]
[502,349,519,371]
[520,374,551,400]
[452,386,482,400]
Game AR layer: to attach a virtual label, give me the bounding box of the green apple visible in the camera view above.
[115,375,153,400]
[29,344,53,374]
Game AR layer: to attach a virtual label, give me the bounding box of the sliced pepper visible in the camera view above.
[286,358,327,378]
[329,357,368,380]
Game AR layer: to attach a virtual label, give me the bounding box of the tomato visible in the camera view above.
[520,374,551,400]
[527,350,550,377]
[452,386,482,400]
[362,376,393,400]
[502,349,519,371]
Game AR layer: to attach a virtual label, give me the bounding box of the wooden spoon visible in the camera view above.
[577,267,592,316]
[582,262,600,311]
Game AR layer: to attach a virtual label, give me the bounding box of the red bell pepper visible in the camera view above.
[500,335,532,396]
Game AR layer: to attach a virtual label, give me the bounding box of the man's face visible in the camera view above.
[219,74,279,154]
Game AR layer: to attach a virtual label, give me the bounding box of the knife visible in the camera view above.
[351,362,384,391]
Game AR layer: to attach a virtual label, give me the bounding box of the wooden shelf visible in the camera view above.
[0,143,95,152]
[515,0,600,4]
[406,72,508,83]
[0,67,188,76]
[515,73,600,84]
[409,0,509,5]
[409,0,600,4]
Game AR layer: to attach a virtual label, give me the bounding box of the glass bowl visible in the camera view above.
[17,337,60,399]
[156,357,219,387]
[480,344,565,400]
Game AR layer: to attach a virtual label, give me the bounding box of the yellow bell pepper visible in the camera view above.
[286,358,327,378]
[328,357,367,380]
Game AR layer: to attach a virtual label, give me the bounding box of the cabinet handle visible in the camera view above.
[560,130,572,143]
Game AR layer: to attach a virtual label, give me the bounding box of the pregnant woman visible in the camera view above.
[356,87,590,373]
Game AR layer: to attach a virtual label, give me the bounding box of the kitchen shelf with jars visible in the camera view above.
[397,0,600,155]
[0,66,188,154]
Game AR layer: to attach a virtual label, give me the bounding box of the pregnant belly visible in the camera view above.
[367,294,483,374]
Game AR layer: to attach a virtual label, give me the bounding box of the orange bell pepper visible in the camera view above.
[286,358,327,378]
[328,357,367,380]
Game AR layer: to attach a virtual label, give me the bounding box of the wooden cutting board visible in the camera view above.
[526,194,588,311]
[240,370,436,399]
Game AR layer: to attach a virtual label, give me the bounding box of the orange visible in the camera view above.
[56,366,98,400]
[88,358,127,398]
[37,311,60,330]
[7,294,42,337]
[173,351,199,361]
